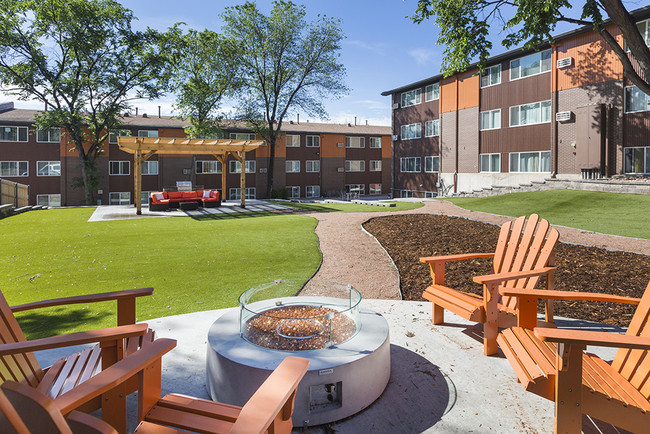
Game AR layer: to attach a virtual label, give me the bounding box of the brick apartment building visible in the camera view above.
[0,106,391,206]
[382,5,650,198]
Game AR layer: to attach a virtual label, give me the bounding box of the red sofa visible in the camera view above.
[149,190,221,211]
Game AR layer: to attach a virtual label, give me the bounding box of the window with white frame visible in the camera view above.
[138,130,158,138]
[229,187,256,200]
[425,83,439,101]
[424,156,439,173]
[0,126,28,142]
[480,109,501,130]
[141,191,153,204]
[345,136,365,148]
[401,88,421,107]
[369,160,382,171]
[37,161,61,176]
[306,160,320,172]
[109,129,131,144]
[346,184,365,195]
[510,151,551,173]
[400,157,421,173]
[345,160,365,172]
[306,185,320,198]
[510,50,552,80]
[400,123,421,140]
[624,86,650,113]
[369,137,382,148]
[142,161,158,175]
[425,120,440,137]
[369,184,382,194]
[196,160,222,174]
[37,194,61,207]
[480,65,501,87]
[230,132,256,140]
[286,134,300,147]
[0,161,28,177]
[400,190,414,198]
[285,160,300,173]
[509,100,551,126]
[479,153,501,172]
[109,161,130,175]
[109,192,130,205]
[306,135,320,147]
[230,160,256,174]
[624,147,650,174]
[632,19,650,48]
[36,128,61,143]
[425,191,437,198]
[287,186,300,198]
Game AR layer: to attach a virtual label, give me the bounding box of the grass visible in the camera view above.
[446,190,650,239]
[269,200,423,213]
[1,208,320,338]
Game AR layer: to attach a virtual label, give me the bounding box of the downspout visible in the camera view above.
[551,43,559,178]
[391,94,395,198]
[454,75,459,193]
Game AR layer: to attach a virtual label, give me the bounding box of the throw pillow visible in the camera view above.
[203,190,211,198]
[154,192,164,201]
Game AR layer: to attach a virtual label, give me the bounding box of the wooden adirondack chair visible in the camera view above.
[420,214,559,355]
[0,287,155,432]
[497,281,650,433]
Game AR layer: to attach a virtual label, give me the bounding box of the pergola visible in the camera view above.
[118,137,265,214]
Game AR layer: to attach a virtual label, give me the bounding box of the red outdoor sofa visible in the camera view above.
[149,190,221,211]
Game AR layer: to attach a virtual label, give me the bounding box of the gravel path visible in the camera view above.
[305,200,650,300]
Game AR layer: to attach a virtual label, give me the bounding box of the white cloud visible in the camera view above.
[345,39,390,55]
[408,48,436,65]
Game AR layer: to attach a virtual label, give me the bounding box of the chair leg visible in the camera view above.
[554,343,584,434]
[483,283,499,356]
[432,303,444,325]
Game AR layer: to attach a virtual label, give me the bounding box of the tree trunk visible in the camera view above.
[266,135,276,198]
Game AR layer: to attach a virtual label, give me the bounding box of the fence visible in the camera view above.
[0,179,29,207]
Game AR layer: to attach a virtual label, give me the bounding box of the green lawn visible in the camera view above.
[447,190,650,239]
[1,208,320,338]
[270,200,423,213]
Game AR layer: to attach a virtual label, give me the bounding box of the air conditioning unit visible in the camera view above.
[557,57,572,68]
[556,111,572,122]
[392,103,399,109]
[392,134,399,141]
[337,142,344,147]
[337,167,344,173]
[259,168,267,173]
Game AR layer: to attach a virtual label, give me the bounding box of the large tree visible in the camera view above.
[0,0,169,204]
[412,0,650,96]
[221,1,348,198]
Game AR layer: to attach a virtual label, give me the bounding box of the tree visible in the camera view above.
[411,0,650,96]
[221,1,348,198]
[0,0,169,204]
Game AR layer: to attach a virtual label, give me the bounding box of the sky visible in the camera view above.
[3,0,642,126]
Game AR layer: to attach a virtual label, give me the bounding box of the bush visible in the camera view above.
[271,188,289,199]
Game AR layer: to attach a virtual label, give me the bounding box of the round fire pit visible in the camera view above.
[206,279,390,427]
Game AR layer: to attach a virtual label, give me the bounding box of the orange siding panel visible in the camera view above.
[321,134,346,158]
[381,135,392,159]
[458,69,480,110]
[440,77,458,113]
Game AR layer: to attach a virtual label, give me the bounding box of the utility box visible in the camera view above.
[575,104,605,170]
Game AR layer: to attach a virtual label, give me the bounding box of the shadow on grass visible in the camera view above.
[15,308,113,339]
[189,209,295,221]
[268,202,347,213]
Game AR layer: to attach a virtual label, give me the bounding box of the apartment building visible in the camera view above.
[0,106,391,206]
[382,5,650,197]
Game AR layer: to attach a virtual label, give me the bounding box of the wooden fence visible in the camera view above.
[1,179,29,207]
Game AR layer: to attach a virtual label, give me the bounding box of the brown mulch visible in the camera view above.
[362,214,650,328]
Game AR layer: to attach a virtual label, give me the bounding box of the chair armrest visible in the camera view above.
[499,287,641,305]
[54,338,177,415]
[420,252,494,264]
[535,327,650,350]
[473,267,555,285]
[10,288,154,313]
[0,324,149,356]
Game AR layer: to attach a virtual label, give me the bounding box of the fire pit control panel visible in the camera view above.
[309,381,342,413]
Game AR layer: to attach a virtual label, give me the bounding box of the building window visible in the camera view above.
[509,100,551,126]
[142,161,158,175]
[109,192,130,205]
[286,135,300,147]
[230,160,256,174]
[196,160,222,174]
[0,161,28,177]
[400,190,414,198]
[0,126,28,142]
[288,186,300,198]
[345,160,365,172]
[346,184,365,195]
[479,153,501,172]
[37,194,61,207]
[480,65,501,87]
[369,137,382,148]
[140,191,154,204]
[369,183,382,194]
[36,128,61,143]
[401,88,421,107]
[306,185,320,198]
[109,161,130,175]
[109,129,131,144]
[624,147,650,174]
[400,157,421,173]
[306,135,320,147]
[510,50,552,80]
[425,191,437,198]
[230,132,256,140]
[37,161,61,176]
[369,160,382,171]
[306,160,320,172]
[425,83,439,101]
[510,151,551,173]
[400,123,421,140]
[346,136,365,148]
[229,187,256,200]
[425,119,440,137]
[285,160,300,173]
[424,156,439,173]
[138,130,158,138]
[624,86,650,113]
[480,109,501,130]
[630,19,650,49]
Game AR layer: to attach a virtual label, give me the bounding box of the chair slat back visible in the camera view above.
[0,293,43,386]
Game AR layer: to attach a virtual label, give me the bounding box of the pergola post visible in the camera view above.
[233,151,246,208]
[134,148,142,215]
[215,154,228,203]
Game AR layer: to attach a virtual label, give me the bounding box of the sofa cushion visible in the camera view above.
[203,190,211,198]
[153,192,164,201]
[210,191,219,200]
[182,191,198,199]
[168,191,183,200]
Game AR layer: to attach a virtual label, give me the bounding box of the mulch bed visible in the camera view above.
[363,214,650,328]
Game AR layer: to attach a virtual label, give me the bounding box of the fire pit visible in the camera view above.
[206,279,390,427]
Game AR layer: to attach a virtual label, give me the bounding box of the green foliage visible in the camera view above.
[271,188,290,199]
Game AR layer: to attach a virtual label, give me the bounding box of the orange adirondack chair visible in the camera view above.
[0,287,155,432]
[420,214,559,355]
[497,281,650,433]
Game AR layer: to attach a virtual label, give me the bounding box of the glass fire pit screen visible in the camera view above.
[238,279,362,351]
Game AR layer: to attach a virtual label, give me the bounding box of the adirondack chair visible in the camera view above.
[420,214,559,355]
[497,281,650,433]
[0,287,155,432]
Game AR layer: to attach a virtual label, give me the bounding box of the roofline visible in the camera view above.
[381,4,650,96]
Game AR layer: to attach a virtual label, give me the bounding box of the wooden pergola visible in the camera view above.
[117,137,265,214]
